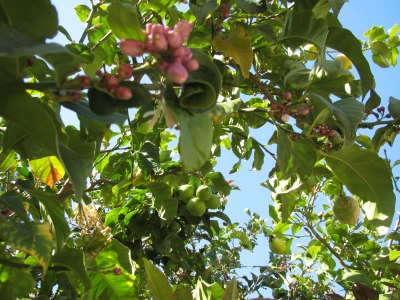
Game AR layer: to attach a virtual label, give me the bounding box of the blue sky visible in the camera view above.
[50,0,400,296]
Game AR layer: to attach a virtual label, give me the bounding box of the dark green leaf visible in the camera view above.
[388,96,400,118]
[0,193,30,223]
[51,248,92,292]
[236,0,266,14]
[0,265,36,299]
[365,89,381,111]
[206,172,231,197]
[148,182,178,220]
[189,0,218,25]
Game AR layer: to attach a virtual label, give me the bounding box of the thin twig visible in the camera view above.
[91,30,113,51]
[79,3,101,44]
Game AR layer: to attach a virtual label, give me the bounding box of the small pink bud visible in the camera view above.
[71,91,81,102]
[281,113,290,123]
[79,76,91,89]
[297,106,310,115]
[283,91,292,101]
[173,45,186,58]
[167,63,188,84]
[114,86,132,100]
[185,59,199,71]
[120,39,146,57]
[118,63,134,80]
[174,20,193,42]
[167,31,182,49]
[385,113,392,118]
[114,267,122,275]
[146,23,154,35]
[107,75,119,90]
[152,33,168,52]
[327,130,337,137]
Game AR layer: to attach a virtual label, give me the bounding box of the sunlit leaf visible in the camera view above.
[222,278,238,300]
[107,2,144,41]
[148,182,178,220]
[29,156,65,188]
[143,258,176,300]
[0,265,36,299]
[325,148,396,234]
[213,23,253,78]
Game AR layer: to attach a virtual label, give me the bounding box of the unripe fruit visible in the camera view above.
[205,194,221,209]
[269,237,286,254]
[178,184,195,202]
[335,54,353,69]
[196,185,212,201]
[304,44,318,60]
[333,196,360,225]
[187,197,207,216]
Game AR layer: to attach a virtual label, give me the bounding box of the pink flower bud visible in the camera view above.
[167,63,188,84]
[115,86,132,100]
[172,45,186,58]
[174,20,193,42]
[167,31,182,49]
[185,59,199,71]
[79,76,91,89]
[157,61,170,72]
[297,106,310,115]
[283,91,292,101]
[120,39,146,57]
[146,23,154,35]
[118,63,134,80]
[152,33,168,52]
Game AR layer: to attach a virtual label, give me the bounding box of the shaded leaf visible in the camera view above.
[107,2,144,41]
[189,0,218,25]
[236,0,266,14]
[0,265,36,299]
[148,182,178,220]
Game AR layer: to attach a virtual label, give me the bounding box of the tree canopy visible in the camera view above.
[0,0,399,299]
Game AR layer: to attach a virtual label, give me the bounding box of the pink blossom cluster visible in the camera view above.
[120,20,199,84]
[95,63,134,100]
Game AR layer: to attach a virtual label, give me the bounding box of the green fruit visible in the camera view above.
[187,197,207,216]
[333,196,360,225]
[269,237,286,254]
[178,184,195,202]
[205,194,221,209]
[196,185,212,201]
[304,44,318,60]
[335,54,353,69]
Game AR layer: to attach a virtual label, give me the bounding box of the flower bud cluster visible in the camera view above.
[269,91,312,123]
[310,124,337,138]
[120,20,199,84]
[96,63,134,100]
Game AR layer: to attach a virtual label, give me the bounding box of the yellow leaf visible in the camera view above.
[29,156,65,188]
[212,23,253,78]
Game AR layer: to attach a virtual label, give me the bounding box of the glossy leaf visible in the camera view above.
[279,10,328,51]
[107,2,144,41]
[0,219,54,274]
[236,0,266,14]
[213,23,253,78]
[325,148,396,234]
[29,156,65,188]
[89,271,138,300]
[143,258,176,300]
[326,27,374,98]
[51,248,92,293]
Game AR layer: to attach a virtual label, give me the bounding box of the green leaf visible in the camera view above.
[107,2,144,41]
[0,0,58,41]
[0,193,30,224]
[137,141,160,176]
[279,10,328,51]
[230,231,253,250]
[365,89,381,111]
[325,148,396,234]
[175,284,193,300]
[90,271,138,300]
[29,156,65,188]
[23,189,70,252]
[180,49,222,113]
[189,0,218,25]
[222,278,238,300]
[236,0,266,14]
[143,258,176,300]
[0,265,36,299]
[177,111,213,171]
[0,218,55,274]
[51,248,92,293]
[206,172,231,197]
[326,27,374,98]
[75,4,91,22]
[0,89,59,157]
[388,96,400,118]
[148,182,178,220]
[271,190,297,222]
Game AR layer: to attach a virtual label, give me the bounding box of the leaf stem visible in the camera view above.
[79,2,101,44]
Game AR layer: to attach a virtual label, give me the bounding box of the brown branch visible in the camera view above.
[248,73,275,102]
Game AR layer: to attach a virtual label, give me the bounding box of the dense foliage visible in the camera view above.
[0,0,399,299]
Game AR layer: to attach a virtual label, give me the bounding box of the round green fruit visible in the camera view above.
[205,194,222,209]
[196,185,212,201]
[269,237,286,254]
[335,54,353,69]
[178,184,195,202]
[304,44,318,60]
[187,197,207,217]
[333,196,360,225]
